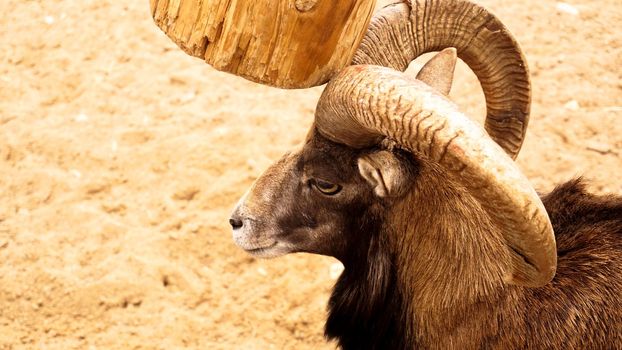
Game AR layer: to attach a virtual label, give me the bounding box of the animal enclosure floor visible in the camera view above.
[0,0,621,349]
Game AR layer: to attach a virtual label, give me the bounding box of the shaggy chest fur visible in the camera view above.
[325,264,407,349]
[325,180,622,349]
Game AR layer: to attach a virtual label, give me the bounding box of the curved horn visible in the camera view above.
[315,65,556,287]
[353,0,530,159]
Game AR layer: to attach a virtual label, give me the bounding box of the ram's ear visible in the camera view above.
[416,47,457,96]
[358,150,413,198]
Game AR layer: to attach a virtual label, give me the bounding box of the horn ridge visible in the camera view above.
[351,0,531,159]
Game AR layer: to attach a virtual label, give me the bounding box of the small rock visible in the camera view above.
[44,16,55,25]
[74,113,89,122]
[586,141,614,155]
[169,75,187,86]
[329,262,344,279]
[556,2,580,16]
[257,267,268,276]
[187,222,200,233]
[214,126,229,136]
[563,100,580,111]
[173,187,200,201]
[604,106,622,113]
[168,229,183,239]
[84,182,109,195]
[174,91,196,105]
[101,202,127,214]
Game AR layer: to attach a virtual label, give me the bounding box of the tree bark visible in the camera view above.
[151,0,377,89]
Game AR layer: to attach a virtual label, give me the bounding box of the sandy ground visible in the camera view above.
[0,0,620,349]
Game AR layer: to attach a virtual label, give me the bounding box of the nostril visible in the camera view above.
[229,218,244,229]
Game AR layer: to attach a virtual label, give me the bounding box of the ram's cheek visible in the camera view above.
[286,223,345,258]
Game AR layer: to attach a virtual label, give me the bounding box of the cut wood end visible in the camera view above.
[295,0,319,12]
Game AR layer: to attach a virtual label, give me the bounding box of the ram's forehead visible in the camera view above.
[300,131,361,180]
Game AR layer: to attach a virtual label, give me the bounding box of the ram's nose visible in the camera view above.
[230,196,248,231]
[229,215,244,230]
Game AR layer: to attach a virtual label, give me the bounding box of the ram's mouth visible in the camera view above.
[244,241,278,254]
[232,227,282,256]
[242,241,292,259]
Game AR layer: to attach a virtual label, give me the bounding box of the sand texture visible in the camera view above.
[1,0,621,349]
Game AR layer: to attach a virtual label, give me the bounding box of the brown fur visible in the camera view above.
[232,131,622,349]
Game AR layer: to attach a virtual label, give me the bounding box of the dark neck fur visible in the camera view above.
[325,205,412,350]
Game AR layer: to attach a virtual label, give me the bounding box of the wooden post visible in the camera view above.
[150,0,377,88]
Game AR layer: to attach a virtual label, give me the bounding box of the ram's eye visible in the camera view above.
[311,179,342,195]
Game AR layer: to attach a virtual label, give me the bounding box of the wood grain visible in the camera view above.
[151,0,377,88]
